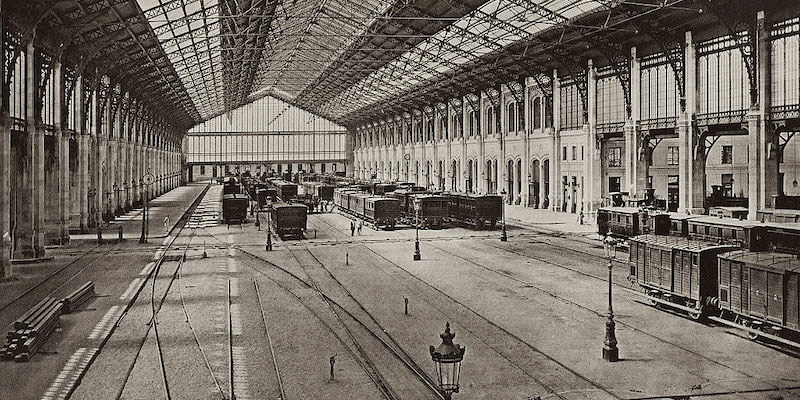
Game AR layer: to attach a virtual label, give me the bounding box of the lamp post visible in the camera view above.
[413,198,421,261]
[429,322,465,400]
[500,189,507,242]
[602,236,619,362]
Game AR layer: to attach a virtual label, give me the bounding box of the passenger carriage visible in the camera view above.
[364,197,401,229]
[444,192,502,229]
[412,194,449,228]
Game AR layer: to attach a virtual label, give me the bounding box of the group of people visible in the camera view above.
[350,220,363,236]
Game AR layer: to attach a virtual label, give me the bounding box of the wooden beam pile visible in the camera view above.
[1,297,63,361]
[62,281,95,313]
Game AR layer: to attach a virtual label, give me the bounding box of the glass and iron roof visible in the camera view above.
[19,0,710,130]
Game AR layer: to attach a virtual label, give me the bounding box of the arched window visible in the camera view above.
[533,97,542,129]
[453,115,461,138]
[468,110,475,137]
[486,107,494,136]
[440,117,447,140]
[507,102,516,133]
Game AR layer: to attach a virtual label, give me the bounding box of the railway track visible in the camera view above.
[417,239,800,394]
[109,184,228,400]
[224,243,442,400]
[0,243,109,326]
[478,233,800,356]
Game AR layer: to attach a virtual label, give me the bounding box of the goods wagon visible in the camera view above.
[270,203,307,238]
[718,250,800,339]
[222,194,249,224]
[629,234,737,319]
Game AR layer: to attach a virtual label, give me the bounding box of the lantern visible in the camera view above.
[429,322,465,398]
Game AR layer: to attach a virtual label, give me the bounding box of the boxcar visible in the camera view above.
[365,197,401,228]
[709,206,749,220]
[314,184,335,201]
[270,203,307,238]
[222,194,249,224]
[757,208,800,223]
[764,222,800,255]
[629,234,738,319]
[222,177,243,195]
[717,250,800,337]
[271,180,298,201]
[413,194,449,228]
[256,189,268,210]
[372,183,397,196]
[446,192,502,229]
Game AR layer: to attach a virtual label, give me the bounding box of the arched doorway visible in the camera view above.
[467,159,474,192]
[438,160,444,189]
[543,159,550,209]
[506,160,514,203]
[426,161,432,188]
[451,160,457,191]
[486,160,492,193]
[530,160,540,207]
[516,159,522,205]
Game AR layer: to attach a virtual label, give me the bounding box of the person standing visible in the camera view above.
[357,220,363,235]
[350,221,355,237]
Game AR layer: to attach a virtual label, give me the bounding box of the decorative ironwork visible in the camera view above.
[588,36,631,118]
[35,49,53,118]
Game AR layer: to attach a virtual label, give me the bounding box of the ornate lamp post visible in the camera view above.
[429,322,465,400]
[500,189,507,242]
[602,237,619,362]
[413,197,421,261]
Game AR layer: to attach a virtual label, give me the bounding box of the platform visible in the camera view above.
[0,182,209,400]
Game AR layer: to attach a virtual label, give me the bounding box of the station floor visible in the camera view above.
[1,183,799,400]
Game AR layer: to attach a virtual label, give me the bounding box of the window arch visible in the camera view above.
[533,97,542,129]
[439,117,447,140]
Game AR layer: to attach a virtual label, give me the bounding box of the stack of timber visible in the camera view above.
[1,298,63,361]
[62,281,95,313]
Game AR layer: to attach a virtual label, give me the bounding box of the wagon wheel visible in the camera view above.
[647,291,659,308]
[742,320,761,340]
[477,220,484,230]
[686,301,703,321]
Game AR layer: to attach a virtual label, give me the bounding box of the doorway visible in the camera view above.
[668,175,679,212]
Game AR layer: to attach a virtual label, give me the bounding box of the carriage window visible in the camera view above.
[692,254,698,265]
[720,288,728,303]
[692,225,697,233]
[704,226,710,236]
[731,230,736,239]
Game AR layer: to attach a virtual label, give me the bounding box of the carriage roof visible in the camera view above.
[719,250,800,273]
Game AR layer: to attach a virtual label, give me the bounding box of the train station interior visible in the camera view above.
[2,0,800,399]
